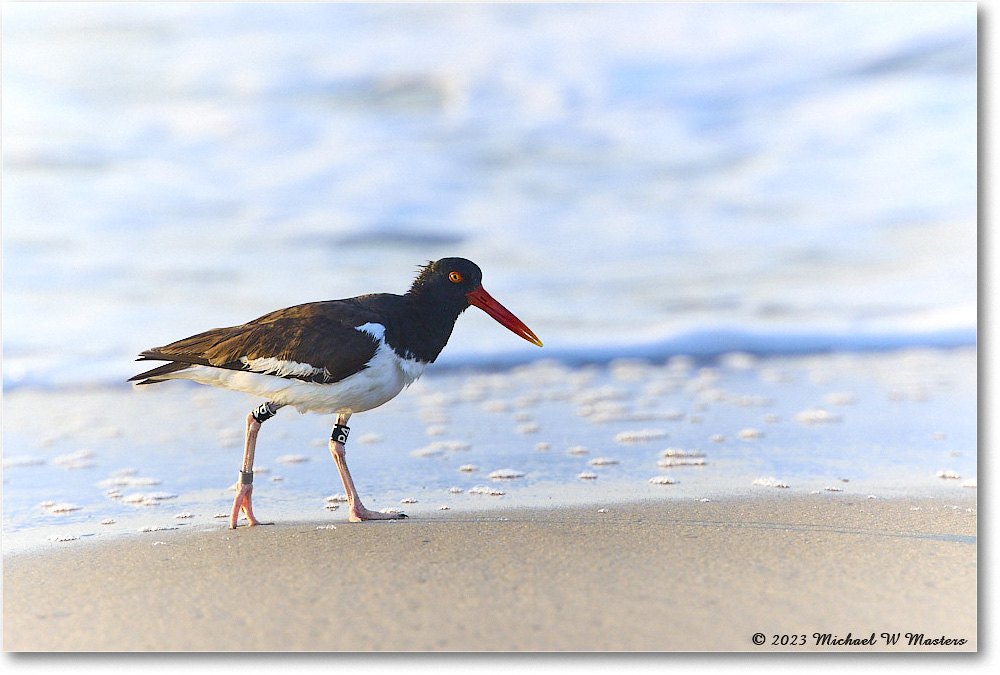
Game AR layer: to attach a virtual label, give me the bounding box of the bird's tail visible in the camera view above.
[128,360,193,385]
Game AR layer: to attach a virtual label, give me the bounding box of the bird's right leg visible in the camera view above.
[230,401,281,529]
[328,413,406,522]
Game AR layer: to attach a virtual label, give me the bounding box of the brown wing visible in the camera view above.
[130,300,384,385]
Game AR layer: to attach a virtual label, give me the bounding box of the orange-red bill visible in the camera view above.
[466,285,543,347]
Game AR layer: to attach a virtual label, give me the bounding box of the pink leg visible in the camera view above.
[230,410,273,529]
[329,413,406,522]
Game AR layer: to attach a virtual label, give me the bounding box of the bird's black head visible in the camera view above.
[407,257,542,348]
[407,258,484,313]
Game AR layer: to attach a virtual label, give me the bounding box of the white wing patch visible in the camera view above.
[355,322,386,340]
[240,356,325,380]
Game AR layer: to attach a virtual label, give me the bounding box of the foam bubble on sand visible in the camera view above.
[489,469,525,479]
[614,429,667,443]
[657,457,706,467]
[269,476,283,482]
[400,498,418,504]
[794,408,842,424]
[739,428,762,440]
[447,486,463,494]
[961,478,977,488]
[649,475,677,485]
[825,392,857,405]
[47,502,82,513]
[412,444,445,458]
[753,476,790,488]
[574,386,628,406]
[576,401,628,421]
[577,471,598,480]
[567,445,589,455]
[438,505,451,510]
[630,409,686,421]
[515,423,540,434]
[536,442,551,451]
[458,464,479,473]
[53,449,95,470]
[824,486,844,492]
[316,524,337,530]
[425,425,447,436]
[936,469,961,479]
[710,434,726,442]
[97,476,161,489]
[174,513,193,519]
[48,534,79,542]
[378,508,402,515]
[138,525,178,532]
[659,448,705,458]
[213,513,228,518]
[276,454,309,464]
[324,503,340,510]
[122,492,177,506]
[325,493,349,502]
[100,518,116,525]
[468,485,505,496]
[588,457,619,466]
[2,455,45,468]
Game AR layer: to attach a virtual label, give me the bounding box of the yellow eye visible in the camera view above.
[448,271,463,283]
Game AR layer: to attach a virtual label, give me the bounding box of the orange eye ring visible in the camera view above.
[448,271,463,283]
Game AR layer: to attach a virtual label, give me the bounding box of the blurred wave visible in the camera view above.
[2,2,977,390]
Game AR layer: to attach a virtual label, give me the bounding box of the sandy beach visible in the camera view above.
[3,494,976,652]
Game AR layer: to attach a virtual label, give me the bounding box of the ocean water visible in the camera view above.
[2,3,978,550]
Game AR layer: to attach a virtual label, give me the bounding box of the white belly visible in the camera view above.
[163,342,427,415]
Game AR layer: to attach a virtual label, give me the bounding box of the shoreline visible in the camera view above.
[3,493,977,652]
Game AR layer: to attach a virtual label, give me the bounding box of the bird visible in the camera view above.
[129,257,542,528]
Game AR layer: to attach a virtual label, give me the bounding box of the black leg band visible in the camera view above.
[331,423,350,445]
[239,470,253,485]
[252,401,277,423]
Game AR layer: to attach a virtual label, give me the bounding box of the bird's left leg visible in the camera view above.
[230,401,281,529]
[329,413,407,522]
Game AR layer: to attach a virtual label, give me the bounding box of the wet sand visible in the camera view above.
[2,494,977,651]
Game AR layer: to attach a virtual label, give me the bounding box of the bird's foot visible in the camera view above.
[348,505,408,522]
[229,484,272,529]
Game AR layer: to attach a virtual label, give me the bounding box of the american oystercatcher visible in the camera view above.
[130,258,542,528]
